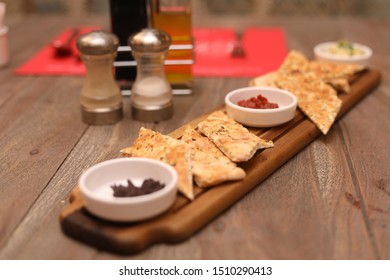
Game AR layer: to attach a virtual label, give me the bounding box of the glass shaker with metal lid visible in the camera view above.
[129,28,173,122]
[76,30,123,125]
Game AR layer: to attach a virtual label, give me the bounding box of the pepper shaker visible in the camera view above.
[129,28,173,122]
[76,30,123,125]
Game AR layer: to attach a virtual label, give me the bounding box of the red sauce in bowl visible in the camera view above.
[237,94,279,109]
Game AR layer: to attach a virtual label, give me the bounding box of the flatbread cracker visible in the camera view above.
[325,77,350,94]
[249,50,362,134]
[249,71,279,88]
[291,80,340,134]
[181,126,246,187]
[279,50,309,74]
[307,60,364,81]
[307,60,363,93]
[197,111,274,162]
[275,70,342,135]
[277,52,344,134]
[120,127,194,200]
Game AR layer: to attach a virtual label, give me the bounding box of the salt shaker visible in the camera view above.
[129,28,173,122]
[76,30,123,125]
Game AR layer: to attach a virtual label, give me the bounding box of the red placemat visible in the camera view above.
[192,27,288,77]
[15,26,100,76]
[15,27,287,77]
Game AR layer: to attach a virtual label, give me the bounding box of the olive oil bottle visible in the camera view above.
[150,0,193,92]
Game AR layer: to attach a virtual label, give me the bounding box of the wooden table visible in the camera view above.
[0,15,389,260]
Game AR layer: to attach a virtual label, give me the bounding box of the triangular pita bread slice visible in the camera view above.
[325,77,350,94]
[307,60,364,81]
[120,127,194,200]
[249,71,279,87]
[197,111,274,162]
[250,50,347,134]
[181,126,246,187]
[276,73,342,134]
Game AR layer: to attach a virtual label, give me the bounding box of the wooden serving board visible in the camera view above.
[60,69,381,255]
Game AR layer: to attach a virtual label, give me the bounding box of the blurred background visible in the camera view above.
[2,0,390,19]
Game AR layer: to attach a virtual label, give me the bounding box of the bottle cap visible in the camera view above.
[128,28,171,53]
[76,30,119,55]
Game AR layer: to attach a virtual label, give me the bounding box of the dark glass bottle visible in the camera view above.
[109,0,148,85]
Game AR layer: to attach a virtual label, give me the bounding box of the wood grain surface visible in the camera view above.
[0,15,389,260]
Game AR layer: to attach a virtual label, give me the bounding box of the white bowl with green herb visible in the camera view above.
[314,40,372,66]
